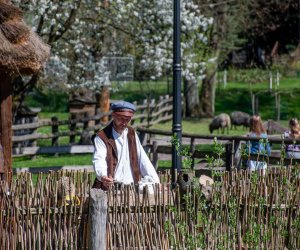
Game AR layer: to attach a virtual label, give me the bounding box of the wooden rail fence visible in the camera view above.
[12,95,174,153]
[137,127,300,171]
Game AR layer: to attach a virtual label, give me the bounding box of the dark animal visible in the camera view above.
[209,113,231,134]
[230,111,250,130]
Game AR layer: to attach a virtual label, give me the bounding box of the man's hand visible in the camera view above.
[101,176,114,189]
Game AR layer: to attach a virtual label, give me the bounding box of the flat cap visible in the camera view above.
[111,101,136,117]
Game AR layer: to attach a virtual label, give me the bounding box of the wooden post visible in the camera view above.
[190,137,195,169]
[0,142,4,176]
[99,86,110,124]
[131,101,137,126]
[0,74,13,180]
[80,112,90,145]
[147,99,155,128]
[89,188,107,250]
[138,130,146,145]
[69,113,76,144]
[51,116,59,146]
[152,140,158,170]
[225,141,233,171]
[140,99,147,125]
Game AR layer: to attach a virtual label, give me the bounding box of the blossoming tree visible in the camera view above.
[13,0,212,116]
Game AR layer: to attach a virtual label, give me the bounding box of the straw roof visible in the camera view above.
[0,0,50,76]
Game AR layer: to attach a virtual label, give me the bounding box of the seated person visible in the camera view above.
[246,115,271,171]
[283,118,300,159]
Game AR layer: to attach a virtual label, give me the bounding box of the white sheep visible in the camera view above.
[209,113,231,134]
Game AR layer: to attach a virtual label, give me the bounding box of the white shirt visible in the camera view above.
[92,127,160,184]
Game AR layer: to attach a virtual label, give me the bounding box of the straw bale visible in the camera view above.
[0,1,22,23]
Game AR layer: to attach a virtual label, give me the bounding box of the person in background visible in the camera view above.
[92,100,160,190]
[246,115,271,171]
[283,118,300,159]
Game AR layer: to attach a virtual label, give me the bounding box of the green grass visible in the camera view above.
[13,154,92,168]
[110,80,172,102]
[36,112,74,146]
[39,112,69,120]
[152,118,249,136]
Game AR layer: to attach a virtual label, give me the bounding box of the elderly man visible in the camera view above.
[92,101,160,190]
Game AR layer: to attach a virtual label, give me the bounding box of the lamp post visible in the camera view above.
[172,0,182,184]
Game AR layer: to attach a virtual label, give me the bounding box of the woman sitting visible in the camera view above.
[246,115,271,171]
[283,118,300,159]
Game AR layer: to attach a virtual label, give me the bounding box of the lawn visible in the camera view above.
[13,154,92,168]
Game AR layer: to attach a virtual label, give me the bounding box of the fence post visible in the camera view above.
[140,99,147,125]
[152,140,158,170]
[89,188,107,250]
[131,101,137,126]
[190,137,195,169]
[147,99,155,128]
[163,94,170,119]
[80,112,90,145]
[51,116,59,146]
[69,113,77,144]
[31,115,39,147]
[225,141,233,171]
[138,130,146,145]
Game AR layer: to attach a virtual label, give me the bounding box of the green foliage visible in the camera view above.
[215,86,300,121]
[227,68,269,84]
[25,74,300,120]
[25,89,68,112]
[110,80,171,103]
[205,138,225,177]
[171,135,193,172]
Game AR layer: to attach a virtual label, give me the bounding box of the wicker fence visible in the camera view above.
[1,168,299,249]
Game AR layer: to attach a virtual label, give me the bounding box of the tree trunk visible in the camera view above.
[183,78,200,117]
[0,74,13,180]
[99,86,110,123]
[199,66,217,118]
[13,73,39,120]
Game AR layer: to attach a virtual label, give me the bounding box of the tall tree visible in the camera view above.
[195,0,246,117]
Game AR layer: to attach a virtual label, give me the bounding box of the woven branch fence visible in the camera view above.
[0,168,299,249]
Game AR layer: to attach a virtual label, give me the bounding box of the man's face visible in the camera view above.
[112,113,132,133]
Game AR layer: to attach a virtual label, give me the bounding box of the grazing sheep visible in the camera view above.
[230,111,251,130]
[209,113,231,134]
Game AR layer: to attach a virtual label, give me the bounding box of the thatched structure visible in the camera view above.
[0,0,50,179]
[0,1,50,74]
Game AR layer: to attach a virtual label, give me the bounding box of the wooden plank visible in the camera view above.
[89,188,107,250]
[0,74,13,177]
[12,145,94,156]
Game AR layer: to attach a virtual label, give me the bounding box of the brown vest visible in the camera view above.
[92,122,140,189]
